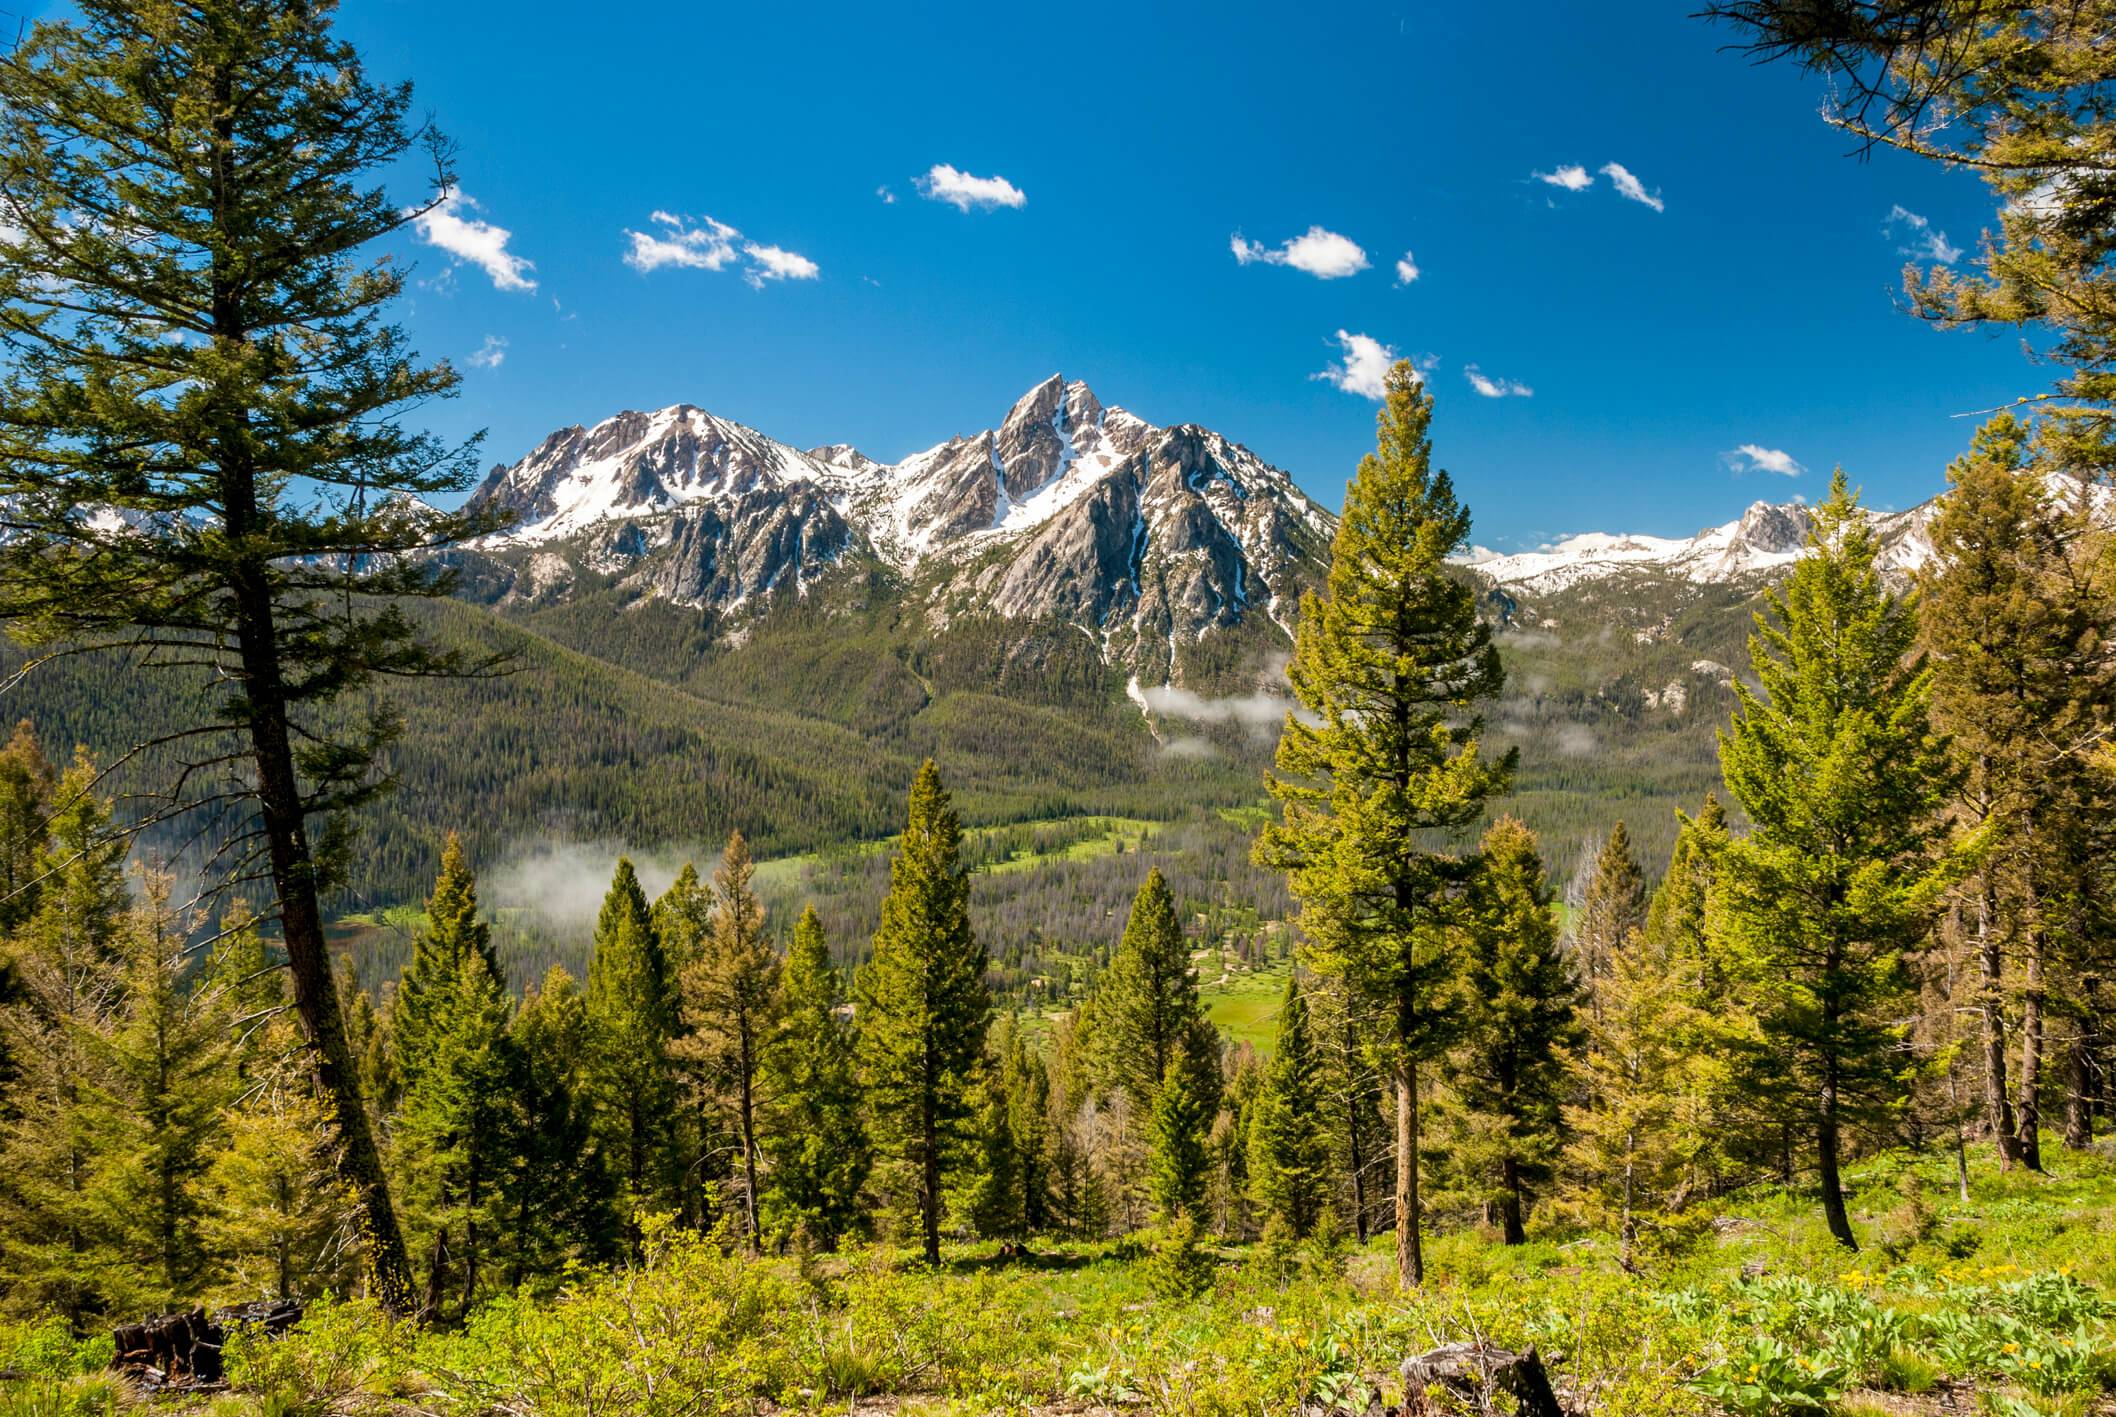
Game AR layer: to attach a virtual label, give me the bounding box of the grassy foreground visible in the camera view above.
[4,1150,2112,1417]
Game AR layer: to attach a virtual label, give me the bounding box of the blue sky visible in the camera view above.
[41,0,2038,548]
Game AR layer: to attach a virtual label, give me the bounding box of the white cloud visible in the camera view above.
[624,213,817,287]
[915,164,1026,212]
[465,335,508,370]
[1884,204,1962,264]
[1465,364,1532,398]
[1725,443,1805,477]
[1394,250,1420,285]
[411,188,537,292]
[1230,225,1370,279]
[623,211,740,272]
[876,185,897,205]
[1534,164,1594,192]
[1599,161,1665,212]
[741,242,819,287]
[1314,330,1403,400]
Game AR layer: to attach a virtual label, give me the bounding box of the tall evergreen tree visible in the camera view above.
[1575,822,1648,999]
[0,2,510,1308]
[1443,818,1582,1245]
[858,761,990,1266]
[760,907,867,1250]
[673,833,780,1249]
[1921,415,2116,1169]
[1101,869,1215,1109]
[1247,973,1330,1240]
[584,858,678,1251]
[390,834,497,1088]
[1715,472,1959,1249]
[1257,364,1513,1288]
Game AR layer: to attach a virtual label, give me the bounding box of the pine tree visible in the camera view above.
[760,907,867,1250]
[1247,973,1330,1240]
[390,947,510,1317]
[0,752,129,1322]
[653,864,712,977]
[1715,472,1959,1249]
[391,834,497,1088]
[1921,415,2116,1168]
[81,877,242,1313]
[1566,908,1721,1269]
[858,761,990,1266]
[1149,1049,1214,1223]
[1101,869,1212,1108]
[501,966,610,1286]
[1442,818,1582,1245]
[1256,364,1513,1288]
[967,1049,1024,1242]
[585,858,679,1252]
[1003,1029,1054,1236]
[0,2,509,1308]
[673,833,780,1248]
[1575,822,1647,999]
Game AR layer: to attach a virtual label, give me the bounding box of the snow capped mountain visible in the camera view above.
[1465,497,1940,595]
[463,375,1335,681]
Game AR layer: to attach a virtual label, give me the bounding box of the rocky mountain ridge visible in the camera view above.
[463,374,1336,683]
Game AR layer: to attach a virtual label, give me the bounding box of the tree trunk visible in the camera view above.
[1975,883,2022,1171]
[1394,1056,1423,1288]
[738,1034,761,1252]
[1344,1016,1369,1245]
[1818,1068,1856,1250]
[1498,1154,1525,1246]
[2017,926,2046,1170]
[921,1041,942,1266]
[230,587,413,1313]
[1619,1128,1638,1270]
[2064,988,2100,1151]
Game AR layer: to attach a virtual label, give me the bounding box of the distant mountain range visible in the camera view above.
[1465,498,1941,595]
[459,375,1335,685]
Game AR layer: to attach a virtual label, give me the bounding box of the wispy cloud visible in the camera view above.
[1465,364,1532,398]
[1394,250,1421,286]
[876,185,897,205]
[465,335,508,370]
[1724,444,1804,477]
[1534,164,1594,192]
[411,188,537,292]
[1885,204,1962,264]
[741,243,820,287]
[916,164,1026,212]
[1599,161,1664,212]
[623,212,818,286]
[1314,330,1403,400]
[624,212,739,272]
[1231,226,1370,279]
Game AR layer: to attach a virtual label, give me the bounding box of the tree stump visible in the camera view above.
[1400,1342,1565,1417]
[110,1300,304,1388]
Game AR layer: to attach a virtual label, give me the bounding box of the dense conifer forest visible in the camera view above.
[4,2,2116,1414]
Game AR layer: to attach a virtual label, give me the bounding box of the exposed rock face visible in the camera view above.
[462,375,1332,680]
